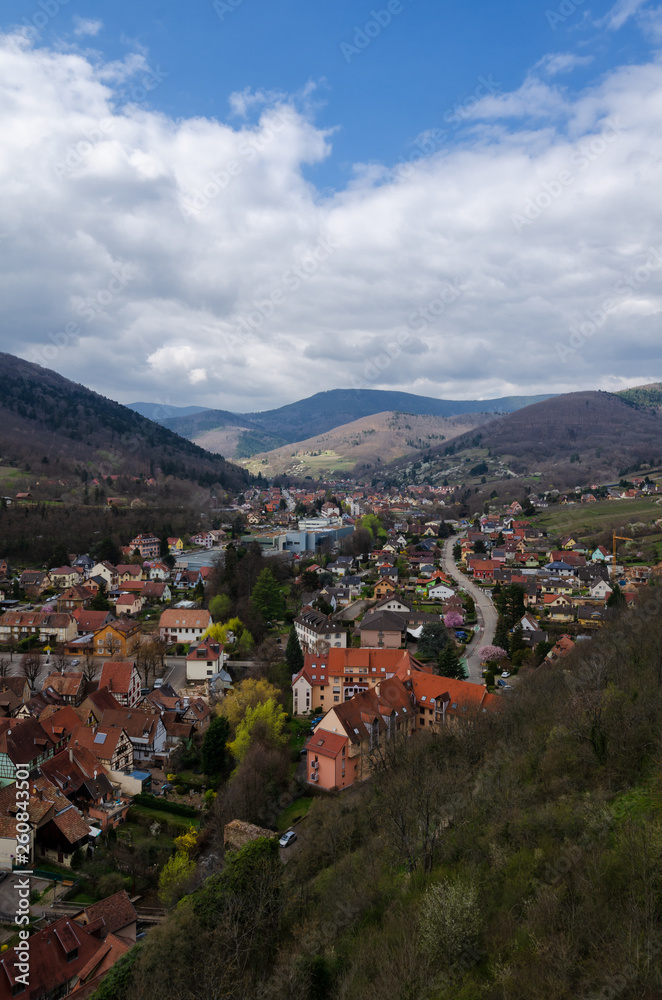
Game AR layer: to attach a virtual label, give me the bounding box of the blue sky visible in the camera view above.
[0,0,661,410]
[2,0,648,186]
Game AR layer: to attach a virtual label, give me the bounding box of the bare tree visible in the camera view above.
[81,648,99,685]
[136,639,163,689]
[20,649,42,692]
[52,645,69,674]
[0,657,10,678]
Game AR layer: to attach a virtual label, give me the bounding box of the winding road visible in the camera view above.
[442,536,497,684]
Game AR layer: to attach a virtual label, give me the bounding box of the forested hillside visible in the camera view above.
[100,591,662,1000]
[0,353,249,491]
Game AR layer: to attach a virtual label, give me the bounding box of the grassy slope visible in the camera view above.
[232,411,491,476]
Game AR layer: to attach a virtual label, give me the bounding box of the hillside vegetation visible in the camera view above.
[617,381,662,411]
[0,353,249,491]
[385,391,662,490]
[234,410,491,477]
[106,593,662,1000]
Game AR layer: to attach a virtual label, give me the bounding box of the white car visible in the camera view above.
[501,671,510,679]
[279,830,297,848]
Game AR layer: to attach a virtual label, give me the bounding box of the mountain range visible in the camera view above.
[131,388,555,459]
[3,349,662,496]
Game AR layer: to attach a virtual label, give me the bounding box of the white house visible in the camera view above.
[589,580,613,601]
[159,608,212,644]
[186,636,227,682]
[428,584,455,600]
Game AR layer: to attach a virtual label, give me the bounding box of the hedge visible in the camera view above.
[131,793,198,817]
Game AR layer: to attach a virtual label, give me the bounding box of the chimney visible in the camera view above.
[375,683,380,697]
[68,747,73,762]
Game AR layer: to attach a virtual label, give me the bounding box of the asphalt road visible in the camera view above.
[442,536,497,684]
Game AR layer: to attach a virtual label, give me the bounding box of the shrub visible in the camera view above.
[484,671,495,688]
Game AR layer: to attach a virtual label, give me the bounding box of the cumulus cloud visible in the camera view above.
[1,30,662,413]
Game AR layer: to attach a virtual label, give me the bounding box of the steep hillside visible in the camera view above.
[385,390,662,489]
[162,388,554,458]
[234,410,493,477]
[0,353,249,490]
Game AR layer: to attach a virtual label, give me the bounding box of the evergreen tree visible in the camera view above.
[496,584,526,629]
[417,622,449,660]
[251,568,285,621]
[509,622,526,659]
[201,714,231,779]
[223,543,238,587]
[437,642,467,680]
[90,580,110,611]
[494,614,510,655]
[285,626,304,675]
[607,583,626,608]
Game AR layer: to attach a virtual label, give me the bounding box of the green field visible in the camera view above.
[276,796,313,831]
[534,497,662,539]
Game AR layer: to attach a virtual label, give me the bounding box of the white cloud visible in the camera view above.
[73,17,103,38]
[598,0,648,31]
[535,53,594,76]
[2,31,662,413]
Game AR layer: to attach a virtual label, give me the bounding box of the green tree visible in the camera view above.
[496,583,526,629]
[201,714,231,778]
[494,614,510,655]
[158,850,196,907]
[89,579,110,611]
[285,626,304,675]
[209,593,232,622]
[607,583,626,608]
[437,642,467,680]
[250,567,285,621]
[95,535,121,564]
[358,513,387,545]
[509,622,526,659]
[220,678,281,731]
[228,699,288,762]
[417,622,449,660]
[47,542,69,570]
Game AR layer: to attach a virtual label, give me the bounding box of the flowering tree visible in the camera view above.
[478,645,507,662]
[444,611,465,629]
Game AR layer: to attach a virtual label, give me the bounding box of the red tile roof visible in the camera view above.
[304,729,347,758]
[98,661,137,695]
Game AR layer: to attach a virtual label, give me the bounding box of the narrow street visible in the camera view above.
[441,536,497,684]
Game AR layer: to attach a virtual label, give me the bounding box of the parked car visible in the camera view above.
[153,678,164,689]
[71,659,80,666]
[455,631,469,641]
[279,830,297,848]
[309,715,323,730]
[501,670,510,678]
